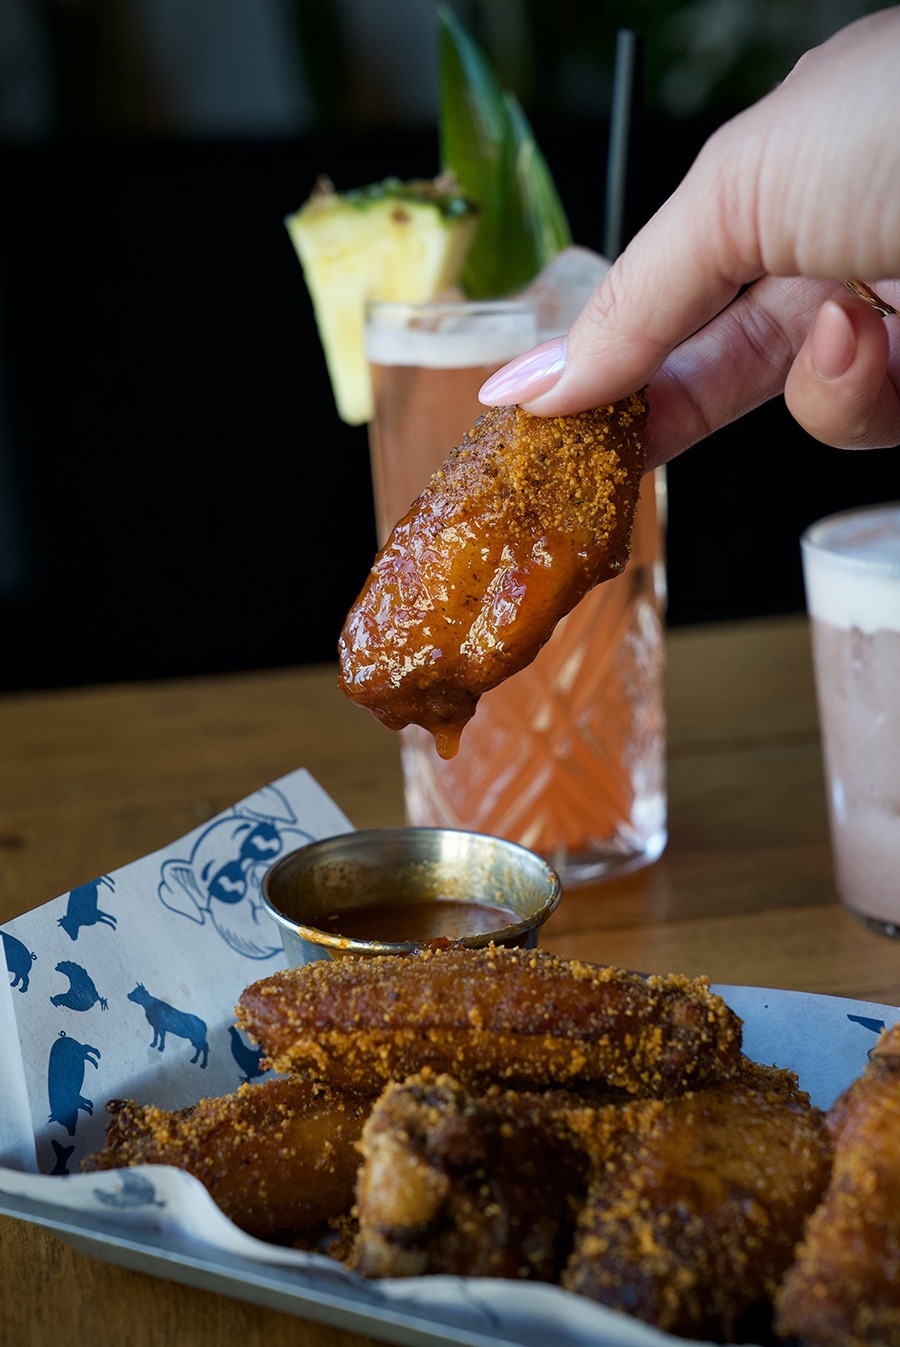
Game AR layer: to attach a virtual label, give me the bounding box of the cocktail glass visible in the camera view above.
[364,263,667,887]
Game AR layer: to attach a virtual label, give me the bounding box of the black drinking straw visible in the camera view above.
[603,29,642,261]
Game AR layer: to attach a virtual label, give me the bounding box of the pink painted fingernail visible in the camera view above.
[479,338,567,405]
[811,301,856,380]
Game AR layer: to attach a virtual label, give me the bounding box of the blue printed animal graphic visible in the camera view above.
[49,1138,76,1175]
[93,1171,165,1210]
[228,1024,266,1083]
[848,1013,888,1059]
[50,961,109,1012]
[2,930,36,992]
[57,876,116,941]
[157,786,311,958]
[848,1014,886,1036]
[47,1032,100,1135]
[128,984,209,1067]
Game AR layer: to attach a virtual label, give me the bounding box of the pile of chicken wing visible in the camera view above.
[84,945,900,1346]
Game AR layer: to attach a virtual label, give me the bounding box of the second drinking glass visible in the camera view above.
[364,295,667,887]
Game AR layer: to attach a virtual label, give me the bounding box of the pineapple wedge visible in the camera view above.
[286,174,478,425]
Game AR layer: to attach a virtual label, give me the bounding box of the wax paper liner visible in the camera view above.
[2,766,898,1347]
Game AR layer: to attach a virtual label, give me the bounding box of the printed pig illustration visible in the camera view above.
[128,984,209,1067]
[2,930,36,992]
[47,1032,101,1135]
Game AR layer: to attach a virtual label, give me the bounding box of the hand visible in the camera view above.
[479,9,900,469]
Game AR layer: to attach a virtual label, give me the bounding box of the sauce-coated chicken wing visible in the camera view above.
[563,1081,832,1342]
[82,1076,372,1241]
[338,396,647,758]
[236,944,743,1097]
[775,1019,900,1347]
[352,1071,592,1280]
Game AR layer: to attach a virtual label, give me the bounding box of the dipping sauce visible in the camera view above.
[318,897,519,944]
[261,827,561,965]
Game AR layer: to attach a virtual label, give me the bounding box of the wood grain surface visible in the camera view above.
[2,614,898,1347]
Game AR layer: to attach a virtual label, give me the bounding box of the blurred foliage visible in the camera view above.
[5,0,892,142]
[437,5,571,297]
[447,0,889,122]
[288,0,890,133]
[474,0,889,119]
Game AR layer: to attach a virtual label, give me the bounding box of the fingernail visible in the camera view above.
[811,301,856,380]
[479,338,566,405]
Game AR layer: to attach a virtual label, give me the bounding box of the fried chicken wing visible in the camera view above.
[562,1081,832,1343]
[81,1076,372,1241]
[352,1072,592,1280]
[235,945,743,1096]
[775,1020,900,1347]
[338,396,647,759]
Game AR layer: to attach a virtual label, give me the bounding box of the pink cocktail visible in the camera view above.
[802,503,900,934]
[364,293,667,887]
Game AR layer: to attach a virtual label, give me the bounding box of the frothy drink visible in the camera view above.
[364,298,667,886]
[366,301,539,541]
[802,504,900,935]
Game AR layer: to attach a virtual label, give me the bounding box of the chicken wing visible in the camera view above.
[351,1071,593,1280]
[775,1019,900,1347]
[81,1075,372,1242]
[562,1081,832,1343]
[338,396,647,758]
[235,944,743,1096]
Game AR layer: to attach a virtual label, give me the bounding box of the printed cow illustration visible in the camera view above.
[157,786,311,958]
[47,1032,101,1135]
[57,876,116,942]
[128,984,209,1068]
[2,930,36,992]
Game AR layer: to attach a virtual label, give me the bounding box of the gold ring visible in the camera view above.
[844,279,897,317]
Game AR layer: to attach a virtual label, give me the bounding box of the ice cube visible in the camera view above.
[523,245,611,340]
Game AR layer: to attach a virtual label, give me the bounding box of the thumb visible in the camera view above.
[784,298,900,449]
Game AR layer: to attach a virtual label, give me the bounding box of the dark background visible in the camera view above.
[0,0,895,693]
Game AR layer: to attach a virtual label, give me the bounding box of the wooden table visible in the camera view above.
[2,613,898,1346]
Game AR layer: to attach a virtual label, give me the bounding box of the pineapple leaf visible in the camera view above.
[437,6,571,298]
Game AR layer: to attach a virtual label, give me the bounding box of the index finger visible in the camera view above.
[478,101,774,416]
[522,146,761,414]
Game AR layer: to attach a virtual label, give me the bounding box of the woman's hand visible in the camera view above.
[479,8,900,468]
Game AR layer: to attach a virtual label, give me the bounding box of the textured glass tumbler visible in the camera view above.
[365,298,668,888]
[802,503,900,936]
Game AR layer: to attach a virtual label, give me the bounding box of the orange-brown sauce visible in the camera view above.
[319,898,519,944]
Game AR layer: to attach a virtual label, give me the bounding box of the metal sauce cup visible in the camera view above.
[261,827,561,965]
